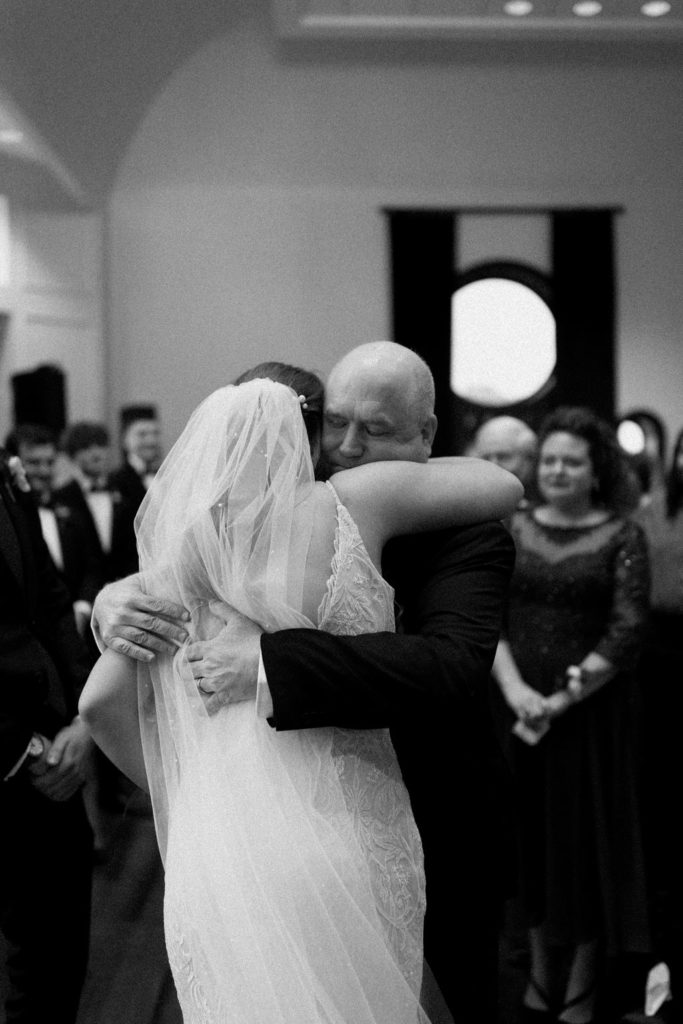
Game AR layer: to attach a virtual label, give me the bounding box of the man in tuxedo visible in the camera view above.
[109,404,162,513]
[0,447,93,1023]
[5,424,104,639]
[107,406,161,580]
[57,421,139,584]
[91,342,516,1024]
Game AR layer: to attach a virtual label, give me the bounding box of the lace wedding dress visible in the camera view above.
[135,382,429,1024]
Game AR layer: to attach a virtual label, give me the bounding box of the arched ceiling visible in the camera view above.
[0,0,240,207]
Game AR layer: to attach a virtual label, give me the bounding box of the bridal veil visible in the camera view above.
[134,380,433,1024]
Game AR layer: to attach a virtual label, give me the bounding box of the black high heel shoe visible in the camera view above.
[519,977,558,1024]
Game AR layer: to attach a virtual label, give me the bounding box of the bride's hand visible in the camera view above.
[186,609,263,713]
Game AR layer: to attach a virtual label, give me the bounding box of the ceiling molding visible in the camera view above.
[273,1,683,42]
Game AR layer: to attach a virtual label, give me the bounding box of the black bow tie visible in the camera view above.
[88,481,109,493]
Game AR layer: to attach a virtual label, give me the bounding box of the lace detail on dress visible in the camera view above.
[319,482,426,991]
[165,887,217,1024]
[317,482,396,634]
[162,481,427,1022]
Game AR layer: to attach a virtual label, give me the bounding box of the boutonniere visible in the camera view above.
[111,490,122,505]
[54,505,72,521]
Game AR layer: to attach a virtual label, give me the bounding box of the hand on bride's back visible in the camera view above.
[92,573,190,661]
[186,608,262,713]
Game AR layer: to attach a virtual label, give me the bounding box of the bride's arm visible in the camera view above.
[331,457,523,545]
[78,650,149,792]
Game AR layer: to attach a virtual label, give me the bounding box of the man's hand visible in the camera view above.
[28,721,93,802]
[187,610,263,714]
[92,574,190,662]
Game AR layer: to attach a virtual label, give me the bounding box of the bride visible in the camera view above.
[79,364,521,1024]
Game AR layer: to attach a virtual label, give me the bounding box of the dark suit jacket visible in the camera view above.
[107,461,148,577]
[260,520,517,897]
[54,478,138,583]
[108,460,147,513]
[41,494,104,606]
[0,460,91,778]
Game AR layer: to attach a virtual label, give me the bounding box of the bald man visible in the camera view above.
[92,342,516,1024]
[472,415,538,498]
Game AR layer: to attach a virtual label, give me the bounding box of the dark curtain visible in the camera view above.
[551,209,616,422]
[387,210,455,455]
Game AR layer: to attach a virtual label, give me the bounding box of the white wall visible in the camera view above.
[0,206,105,442]
[109,2,683,451]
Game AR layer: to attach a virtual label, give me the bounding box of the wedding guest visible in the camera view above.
[5,424,103,637]
[107,404,162,582]
[635,425,683,1019]
[57,421,138,583]
[491,406,651,1024]
[471,415,538,502]
[109,404,162,514]
[1,446,93,1024]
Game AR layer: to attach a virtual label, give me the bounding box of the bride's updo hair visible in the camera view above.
[233,361,324,454]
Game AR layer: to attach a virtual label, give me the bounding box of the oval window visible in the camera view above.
[451,277,556,407]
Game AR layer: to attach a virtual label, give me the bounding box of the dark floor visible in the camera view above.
[0,785,656,1024]
[0,787,182,1024]
[75,788,183,1024]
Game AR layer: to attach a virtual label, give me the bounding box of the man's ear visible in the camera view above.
[421,414,438,453]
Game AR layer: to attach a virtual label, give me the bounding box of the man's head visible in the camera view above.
[471,415,538,489]
[4,423,58,503]
[322,342,437,473]
[62,421,111,483]
[119,405,161,470]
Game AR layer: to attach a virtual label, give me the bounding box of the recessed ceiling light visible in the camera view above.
[504,1,534,14]
[572,1,603,15]
[0,129,24,145]
[641,1,671,15]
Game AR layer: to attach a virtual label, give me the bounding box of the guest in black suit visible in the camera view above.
[57,421,139,583]
[5,424,104,638]
[56,422,140,834]
[107,405,161,578]
[0,447,93,1024]
[108,403,162,513]
[91,343,517,1024]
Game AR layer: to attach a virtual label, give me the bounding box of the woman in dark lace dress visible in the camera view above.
[492,406,650,1024]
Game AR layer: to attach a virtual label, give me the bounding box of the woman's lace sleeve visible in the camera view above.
[594,520,651,670]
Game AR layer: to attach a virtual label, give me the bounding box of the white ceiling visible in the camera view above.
[0,0,680,209]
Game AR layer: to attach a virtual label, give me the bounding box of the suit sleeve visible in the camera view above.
[261,520,515,730]
[21,491,91,706]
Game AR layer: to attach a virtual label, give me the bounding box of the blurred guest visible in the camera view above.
[471,415,538,502]
[1,445,93,1023]
[107,406,161,575]
[5,424,103,637]
[491,406,651,1024]
[57,421,138,583]
[109,404,162,513]
[635,425,683,1020]
[56,422,140,841]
